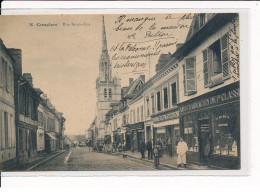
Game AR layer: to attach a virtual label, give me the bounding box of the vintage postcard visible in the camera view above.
[0,13,241,173]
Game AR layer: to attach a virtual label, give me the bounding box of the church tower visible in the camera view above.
[95,15,121,141]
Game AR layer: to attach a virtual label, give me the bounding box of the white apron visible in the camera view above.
[177,141,188,164]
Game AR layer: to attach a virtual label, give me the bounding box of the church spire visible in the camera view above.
[102,15,108,52]
[98,15,112,82]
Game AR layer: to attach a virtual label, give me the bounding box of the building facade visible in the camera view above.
[102,13,240,169]
[0,39,16,169]
[14,72,40,162]
[177,13,240,169]
[38,94,65,153]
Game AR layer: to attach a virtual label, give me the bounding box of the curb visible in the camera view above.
[108,152,179,170]
[26,150,67,171]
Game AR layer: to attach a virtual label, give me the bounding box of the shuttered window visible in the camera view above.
[104,88,107,98]
[2,59,7,91]
[4,111,8,148]
[185,57,197,93]
[109,88,112,98]
[163,87,168,109]
[221,33,230,79]
[182,65,187,94]
[141,105,143,121]
[137,107,140,122]
[157,91,161,111]
[0,58,3,86]
[151,95,155,113]
[171,82,177,105]
[203,33,230,87]
[7,66,11,92]
[203,50,209,86]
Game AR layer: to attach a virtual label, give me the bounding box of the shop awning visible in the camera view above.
[153,119,179,128]
[46,133,57,140]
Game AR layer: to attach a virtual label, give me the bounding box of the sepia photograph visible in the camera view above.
[0,12,240,172]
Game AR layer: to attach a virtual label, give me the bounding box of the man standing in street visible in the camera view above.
[177,137,188,168]
[140,140,146,159]
[147,139,153,160]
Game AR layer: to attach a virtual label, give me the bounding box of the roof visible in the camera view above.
[122,76,144,99]
[185,13,216,42]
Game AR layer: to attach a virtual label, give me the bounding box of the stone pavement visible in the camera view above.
[115,150,214,170]
[8,150,67,171]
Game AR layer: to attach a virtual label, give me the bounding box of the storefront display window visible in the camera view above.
[213,111,239,157]
[183,115,198,152]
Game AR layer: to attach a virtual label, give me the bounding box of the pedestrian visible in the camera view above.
[204,139,211,169]
[146,139,153,160]
[167,137,172,157]
[153,145,160,169]
[177,137,188,168]
[140,140,146,159]
[157,139,163,157]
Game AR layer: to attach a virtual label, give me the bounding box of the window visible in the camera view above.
[2,58,7,90]
[184,57,196,94]
[140,105,144,121]
[151,95,155,114]
[104,88,107,98]
[213,111,239,157]
[146,98,150,116]
[157,91,161,111]
[199,13,206,28]
[130,111,132,124]
[0,58,3,86]
[4,111,8,148]
[7,66,12,92]
[163,87,168,109]
[203,33,230,87]
[109,88,112,98]
[0,110,2,149]
[137,107,140,122]
[183,115,198,152]
[133,109,136,123]
[25,92,29,116]
[171,83,177,105]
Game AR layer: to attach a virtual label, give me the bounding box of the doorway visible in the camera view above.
[198,118,211,164]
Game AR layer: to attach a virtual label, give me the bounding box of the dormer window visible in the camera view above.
[199,14,206,28]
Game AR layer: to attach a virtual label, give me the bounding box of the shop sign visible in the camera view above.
[179,88,239,114]
[153,111,179,122]
[216,114,231,128]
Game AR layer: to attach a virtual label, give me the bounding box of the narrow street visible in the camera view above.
[31,147,162,171]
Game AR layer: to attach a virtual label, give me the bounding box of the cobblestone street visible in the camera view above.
[31,147,162,171]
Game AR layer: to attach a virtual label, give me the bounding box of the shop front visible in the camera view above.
[126,122,144,152]
[37,129,45,155]
[151,108,180,157]
[45,132,57,153]
[179,82,240,169]
[112,127,126,151]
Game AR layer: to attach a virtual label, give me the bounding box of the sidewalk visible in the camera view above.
[115,150,216,170]
[8,150,67,171]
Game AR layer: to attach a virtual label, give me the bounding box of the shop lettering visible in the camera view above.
[180,88,239,113]
[153,111,179,122]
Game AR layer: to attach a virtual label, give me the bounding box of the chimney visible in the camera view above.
[129,78,133,86]
[7,48,22,75]
[176,43,184,50]
[140,75,145,83]
[23,73,33,86]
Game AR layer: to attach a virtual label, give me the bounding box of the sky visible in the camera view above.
[0,13,192,135]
